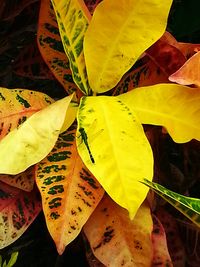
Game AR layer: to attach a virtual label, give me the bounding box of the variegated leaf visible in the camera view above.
[36,124,104,254]
[142,179,200,228]
[0,166,35,192]
[38,0,82,96]
[84,196,153,267]
[0,88,54,141]
[0,181,41,249]
[51,0,91,95]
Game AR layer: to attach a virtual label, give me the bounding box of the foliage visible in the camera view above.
[0,0,200,266]
[0,252,18,267]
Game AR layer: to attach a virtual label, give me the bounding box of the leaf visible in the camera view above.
[169,51,200,87]
[118,84,200,143]
[13,41,54,80]
[0,88,54,141]
[112,56,168,96]
[51,0,91,95]
[0,167,35,192]
[36,124,104,255]
[6,252,19,267]
[37,0,81,96]
[84,196,153,267]
[77,96,153,219]
[146,40,186,76]
[152,215,173,266]
[141,179,200,228]
[0,94,77,175]
[84,0,173,93]
[0,181,41,249]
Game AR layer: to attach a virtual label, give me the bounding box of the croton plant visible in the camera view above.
[0,0,200,266]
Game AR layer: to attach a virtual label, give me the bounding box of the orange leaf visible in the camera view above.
[0,181,41,249]
[36,125,104,254]
[0,166,35,192]
[0,88,54,141]
[37,0,82,98]
[84,196,153,266]
[169,51,200,87]
[146,40,186,76]
[152,215,173,266]
[112,56,168,96]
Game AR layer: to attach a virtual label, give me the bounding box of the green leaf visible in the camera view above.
[77,96,153,219]
[51,0,91,95]
[141,179,200,228]
[118,84,200,143]
[7,252,19,267]
[84,0,173,93]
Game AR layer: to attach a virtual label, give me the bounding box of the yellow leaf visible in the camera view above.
[77,96,153,219]
[0,94,77,175]
[118,84,200,143]
[84,196,153,267]
[51,0,91,95]
[36,125,104,254]
[84,0,173,93]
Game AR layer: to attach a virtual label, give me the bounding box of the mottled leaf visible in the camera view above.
[152,215,173,266]
[84,196,153,267]
[118,84,200,143]
[36,125,104,254]
[169,51,200,87]
[37,0,81,96]
[51,0,91,95]
[0,181,41,249]
[0,94,76,175]
[142,179,200,228]
[77,96,153,219]
[0,167,35,192]
[84,0,173,93]
[0,88,54,141]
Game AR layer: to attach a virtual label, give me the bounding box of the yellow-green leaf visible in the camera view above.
[36,125,104,255]
[77,96,153,219]
[0,94,77,175]
[51,0,91,95]
[118,84,200,143]
[84,0,173,93]
[84,196,153,266]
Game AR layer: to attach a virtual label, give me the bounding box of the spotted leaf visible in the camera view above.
[0,181,41,249]
[84,196,153,267]
[0,167,35,192]
[0,87,54,141]
[0,94,76,175]
[51,0,91,95]
[142,179,200,228]
[36,125,104,255]
[37,0,81,96]
[118,84,200,143]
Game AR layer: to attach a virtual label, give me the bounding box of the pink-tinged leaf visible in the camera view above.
[13,41,55,80]
[169,51,200,87]
[84,196,153,267]
[36,125,104,255]
[0,167,35,192]
[152,215,173,267]
[0,181,41,249]
[146,40,186,76]
[112,56,169,96]
[156,208,186,267]
[0,88,54,141]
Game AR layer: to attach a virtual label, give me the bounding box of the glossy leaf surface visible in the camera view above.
[77,96,153,219]
[36,125,104,254]
[118,84,200,143]
[84,196,153,267]
[142,179,200,228]
[0,181,41,249]
[0,94,76,174]
[84,0,173,93]
[52,0,91,94]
